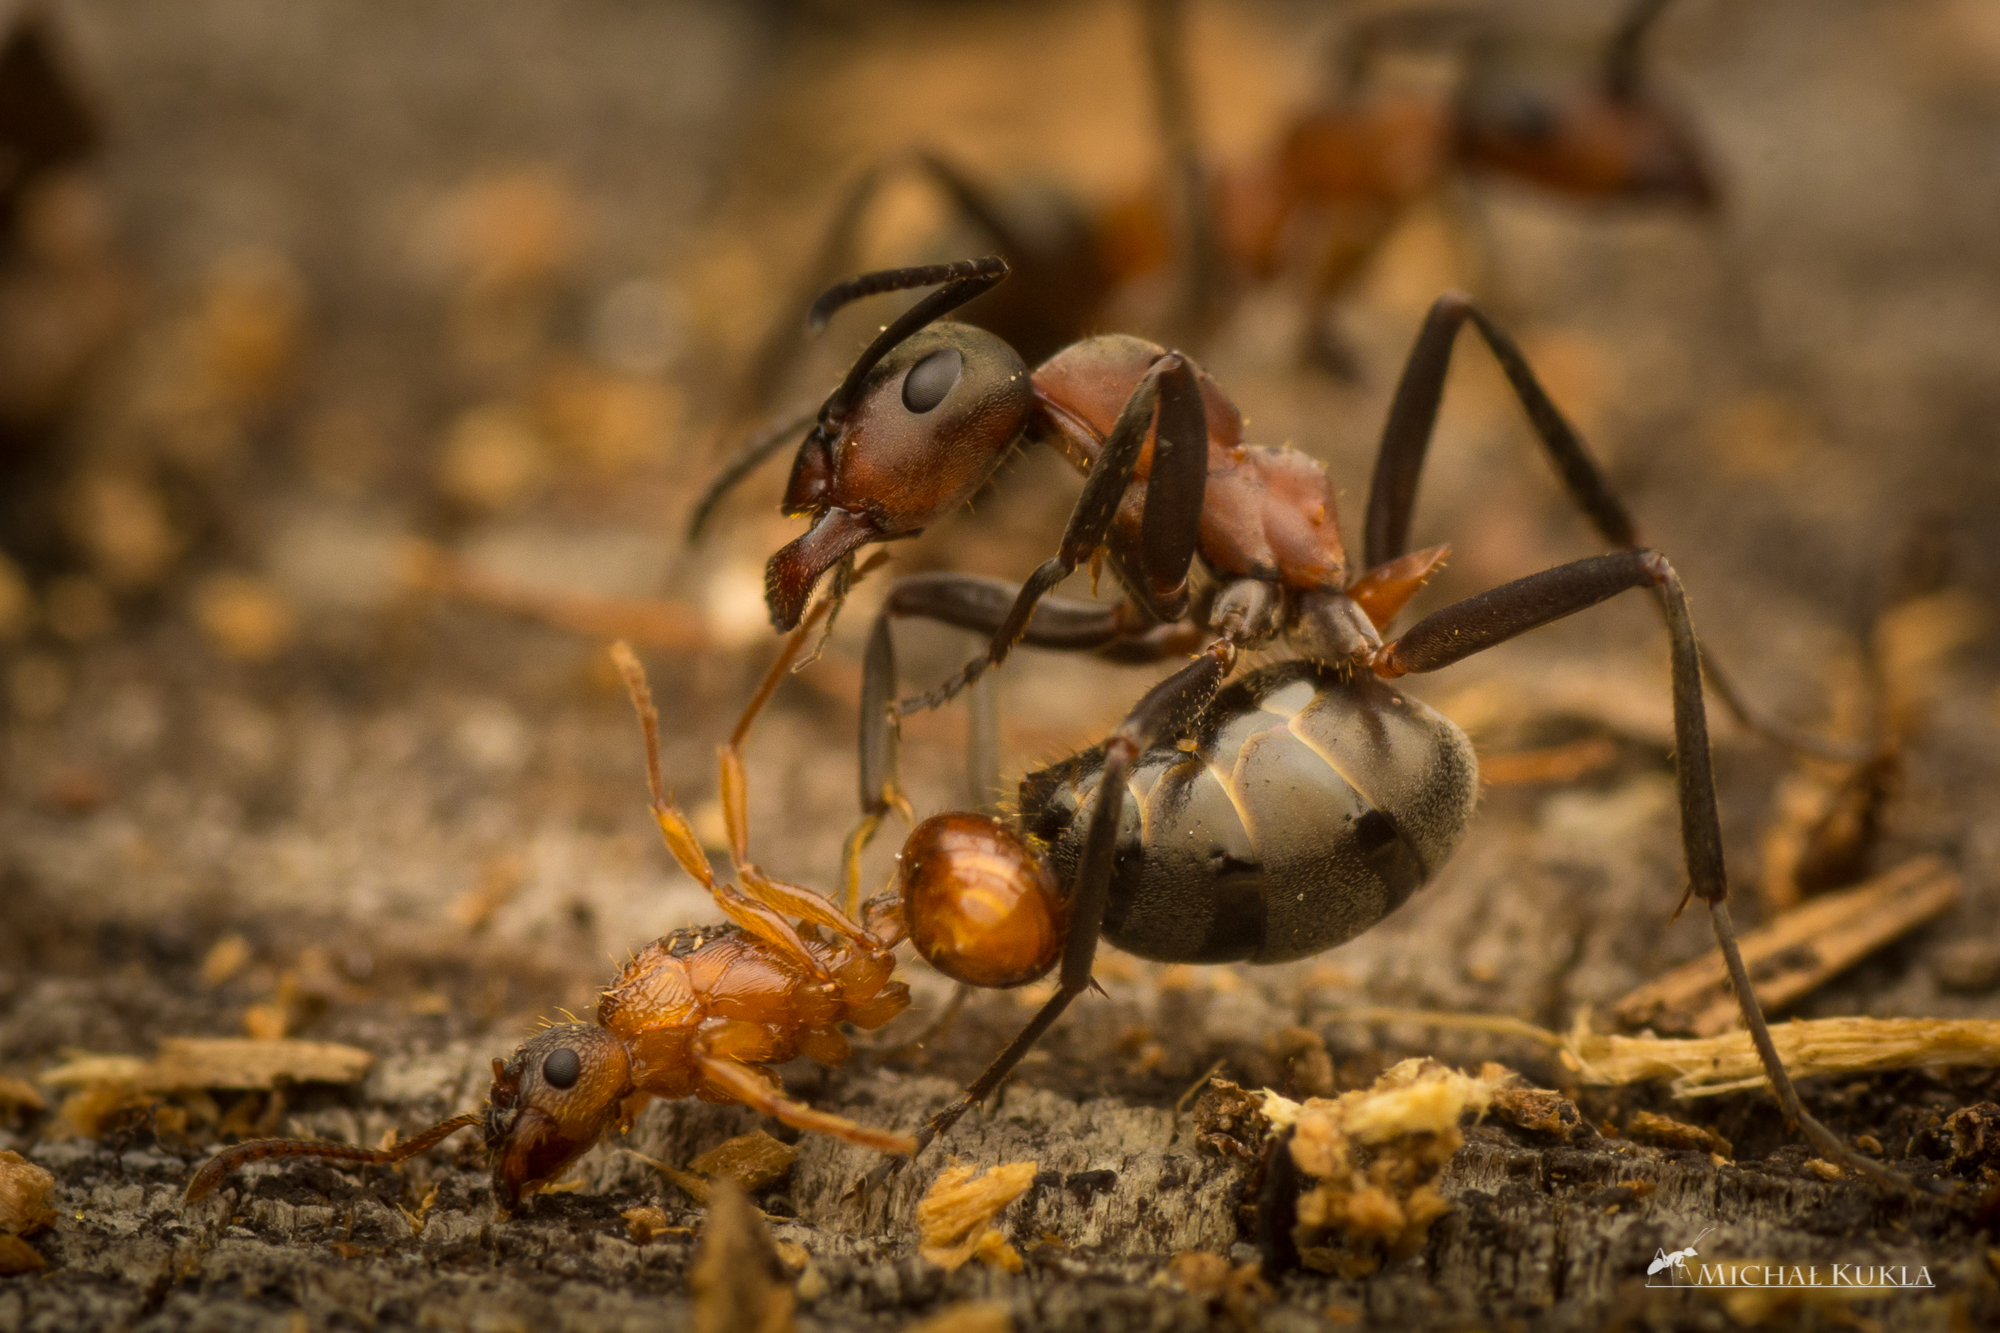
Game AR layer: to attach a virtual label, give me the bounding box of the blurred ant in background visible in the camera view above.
[736,0,1712,417]
[0,9,127,560]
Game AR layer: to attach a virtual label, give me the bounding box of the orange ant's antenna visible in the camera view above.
[185,1113,483,1202]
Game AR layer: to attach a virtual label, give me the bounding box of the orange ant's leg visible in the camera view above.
[611,641,722,892]
[696,1056,916,1156]
[611,639,841,982]
[715,585,891,945]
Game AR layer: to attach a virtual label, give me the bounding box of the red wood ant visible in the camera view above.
[694,250,1905,1192]
[186,595,920,1214]
[737,0,1711,401]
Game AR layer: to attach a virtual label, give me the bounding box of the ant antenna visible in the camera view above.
[810,256,1009,428]
[1605,0,1677,100]
[185,1112,484,1201]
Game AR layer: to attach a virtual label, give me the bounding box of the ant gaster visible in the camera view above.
[186,596,919,1213]
[698,252,1907,1191]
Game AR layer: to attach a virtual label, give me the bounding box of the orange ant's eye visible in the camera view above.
[542,1047,581,1089]
[898,813,1064,989]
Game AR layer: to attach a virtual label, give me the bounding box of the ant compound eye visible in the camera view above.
[541,1047,582,1090]
[901,347,963,414]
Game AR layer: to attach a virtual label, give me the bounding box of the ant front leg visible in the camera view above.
[1373,550,1913,1192]
[901,354,1209,715]
[902,638,1238,1160]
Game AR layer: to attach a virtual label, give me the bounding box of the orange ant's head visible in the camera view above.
[764,259,1032,631]
[484,1022,631,1212]
[897,812,1065,989]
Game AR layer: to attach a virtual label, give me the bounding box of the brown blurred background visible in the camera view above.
[1,0,1998,1322]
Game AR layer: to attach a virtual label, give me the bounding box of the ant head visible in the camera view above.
[897,812,1064,989]
[765,258,1032,631]
[484,1022,631,1212]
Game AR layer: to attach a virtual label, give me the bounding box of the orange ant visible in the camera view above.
[186,590,918,1213]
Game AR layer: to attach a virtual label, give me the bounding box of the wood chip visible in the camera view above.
[1488,1085,1584,1138]
[688,1130,797,1193]
[690,1180,793,1333]
[916,1161,1038,1272]
[0,1233,46,1274]
[899,1302,1014,1333]
[198,934,251,987]
[0,1076,46,1115]
[1624,1111,1732,1159]
[1568,1015,2000,1097]
[622,1205,689,1244]
[1611,856,1960,1035]
[40,1038,372,1092]
[0,1152,56,1236]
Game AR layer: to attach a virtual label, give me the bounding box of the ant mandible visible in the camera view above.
[186,592,920,1214]
[693,251,1901,1189]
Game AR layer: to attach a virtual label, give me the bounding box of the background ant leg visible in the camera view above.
[1363,291,1865,759]
[686,405,816,542]
[904,353,1208,713]
[902,639,1237,1158]
[1374,550,1912,1191]
[1140,0,1222,346]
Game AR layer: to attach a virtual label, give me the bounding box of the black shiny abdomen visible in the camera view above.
[1018,661,1477,965]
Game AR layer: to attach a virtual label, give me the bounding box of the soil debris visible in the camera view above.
[1624,1110,1733,1159]
[916,1160,1039,1272]
[0,1151,55,1236]
[1270,1059,1509,1278]
[691,1179,794,1333]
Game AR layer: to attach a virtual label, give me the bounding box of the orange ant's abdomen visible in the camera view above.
[899,812,1065,989]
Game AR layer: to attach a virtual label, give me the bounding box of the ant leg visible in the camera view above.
[1364,292,1634,567]
[1362,292,1863,759]
[1140,0,1223,344]
[966,654,1003,815]
[696,1056,916,1156]
[902,639,1238,1158]
[610,638,846,977]
[846,573,1150,910]
[1374,550,1916,1192]
[903,355,1209,713]
[686,406,816,542]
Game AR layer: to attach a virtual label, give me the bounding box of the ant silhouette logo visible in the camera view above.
[1646,1227,1715,1286]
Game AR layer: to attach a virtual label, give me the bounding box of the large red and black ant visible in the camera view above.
[737,0,1712,401]
[694,250,1903,1191]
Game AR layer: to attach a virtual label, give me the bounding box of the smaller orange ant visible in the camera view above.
[186,588,919,1213]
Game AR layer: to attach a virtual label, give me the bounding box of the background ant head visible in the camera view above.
[764,257,1030,630]
[484,1022,630,1212]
